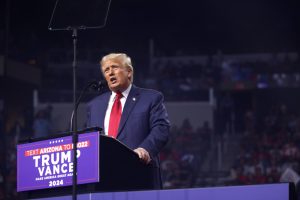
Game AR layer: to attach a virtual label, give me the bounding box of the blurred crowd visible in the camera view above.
[0,106,52,199]
[159,102,300,193]
[160,119,212,188]
[151,52,300,94]
[37,50,300,102]
[229,104,300,186]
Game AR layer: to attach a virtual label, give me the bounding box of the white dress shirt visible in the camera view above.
[104,84,132,135]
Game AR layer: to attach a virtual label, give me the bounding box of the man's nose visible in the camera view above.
[108,68,114,75]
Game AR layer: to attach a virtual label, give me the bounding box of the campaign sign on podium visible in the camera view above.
[17,131,99,192]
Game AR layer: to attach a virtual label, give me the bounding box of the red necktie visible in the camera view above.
[108,92,123,138]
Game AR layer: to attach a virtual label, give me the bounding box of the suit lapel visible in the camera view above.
[117,85,139,138]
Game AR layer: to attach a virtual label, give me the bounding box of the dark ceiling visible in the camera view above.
[2,0,300,55]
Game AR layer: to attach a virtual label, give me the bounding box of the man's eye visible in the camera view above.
[112,65,119,69]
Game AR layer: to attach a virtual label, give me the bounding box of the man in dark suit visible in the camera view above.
[86,53,170,189]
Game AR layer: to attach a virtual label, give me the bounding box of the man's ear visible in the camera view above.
[127,67,132,76]
[128,70,132,80]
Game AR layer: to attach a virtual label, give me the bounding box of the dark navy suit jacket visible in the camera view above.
[86,85,170,188]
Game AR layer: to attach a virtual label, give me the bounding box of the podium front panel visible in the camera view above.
[17,131,100,192]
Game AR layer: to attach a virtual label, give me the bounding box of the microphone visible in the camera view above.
[90,80,107,92]
[70,80,107,131]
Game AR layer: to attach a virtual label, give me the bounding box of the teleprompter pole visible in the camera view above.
[71,28,78,200]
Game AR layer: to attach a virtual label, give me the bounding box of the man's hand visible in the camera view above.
[134,147,151,164]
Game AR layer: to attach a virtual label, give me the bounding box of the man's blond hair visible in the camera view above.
[100,53,134,82]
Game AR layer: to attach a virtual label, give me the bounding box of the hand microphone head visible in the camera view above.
[90,80,107,91]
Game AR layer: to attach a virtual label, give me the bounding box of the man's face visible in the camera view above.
[101,59,132,92]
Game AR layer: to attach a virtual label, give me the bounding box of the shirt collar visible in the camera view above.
[111,84,132,100]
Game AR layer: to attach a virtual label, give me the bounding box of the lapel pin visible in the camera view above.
[133,97,136,101]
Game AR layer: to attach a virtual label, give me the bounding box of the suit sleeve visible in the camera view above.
[139,92,170,158]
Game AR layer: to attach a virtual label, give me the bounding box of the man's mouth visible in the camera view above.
[110,77,117,84]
